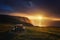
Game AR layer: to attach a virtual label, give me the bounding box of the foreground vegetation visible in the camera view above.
[0,25,60,40]
[12,26,60,40]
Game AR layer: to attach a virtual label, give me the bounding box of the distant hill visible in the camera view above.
[0,14,33,26]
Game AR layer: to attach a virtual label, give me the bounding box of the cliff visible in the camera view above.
[0,14,33,26]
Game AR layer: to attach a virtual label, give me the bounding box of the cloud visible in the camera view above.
[0,4,14,11]
[0,0,60,17]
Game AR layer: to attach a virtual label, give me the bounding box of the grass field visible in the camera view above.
[0,25,60,40]
[12,26,60,40]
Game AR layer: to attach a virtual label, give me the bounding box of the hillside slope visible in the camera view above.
[12,26,60,40]
[0,14,33,32]
[0,14,33,26]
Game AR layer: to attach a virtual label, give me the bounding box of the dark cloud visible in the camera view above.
[0,4,13,11]
[0,0,60,16]
[0,0,35,13]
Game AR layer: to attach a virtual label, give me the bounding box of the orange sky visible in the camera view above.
[9,13,60,27]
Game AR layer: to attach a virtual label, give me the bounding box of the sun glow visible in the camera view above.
[26,15,47,27]
[9,13,60,27]
[37,16,43,20]
[27,16,60,27]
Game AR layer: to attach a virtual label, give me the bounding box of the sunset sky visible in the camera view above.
[0,0,60,27]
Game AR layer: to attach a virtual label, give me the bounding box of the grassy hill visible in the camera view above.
[12,26,60,40]
[0,14,33,32]
[0,26,60,40]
